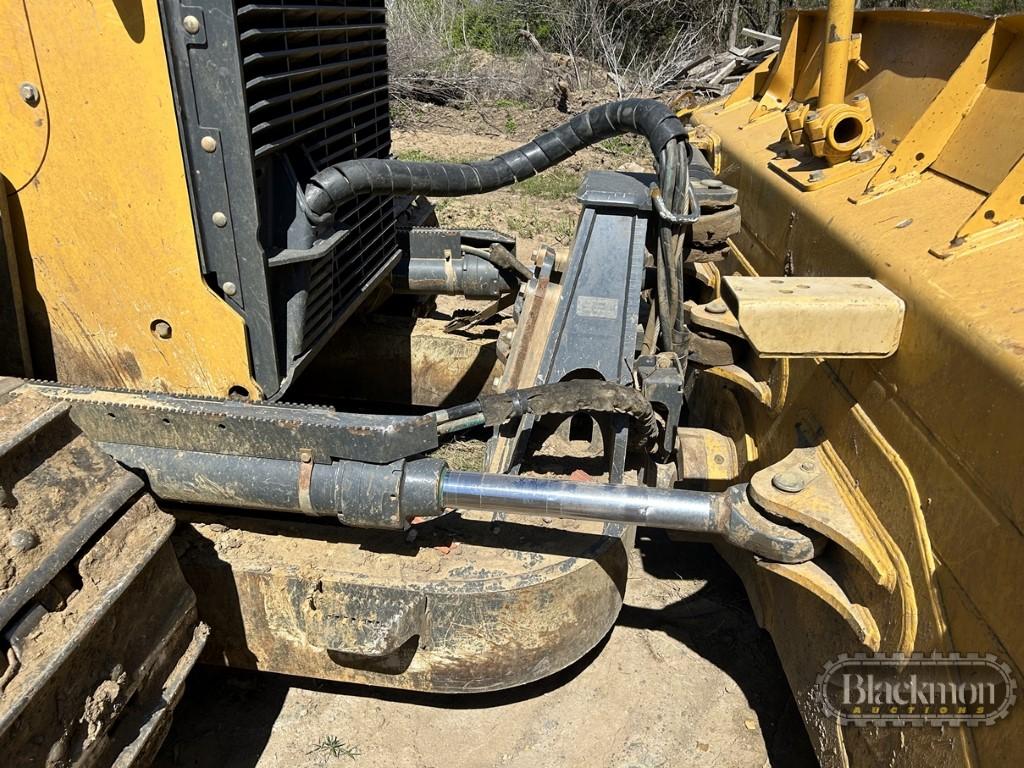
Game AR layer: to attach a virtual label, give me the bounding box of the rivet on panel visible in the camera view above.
[212,211,228,227]
[19,83,39,106]
[183,15,201,33]
[201,135,218,152]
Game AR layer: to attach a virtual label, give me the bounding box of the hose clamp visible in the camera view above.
[650,183,701,224]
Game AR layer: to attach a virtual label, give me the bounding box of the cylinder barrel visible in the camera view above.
[819,0,856,107]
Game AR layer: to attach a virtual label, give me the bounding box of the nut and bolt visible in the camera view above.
[152,320,172,339]
[200,135,218,153]
[19,82,40,107]
[222,281,238,297]
[182,15,201,34]
[212,211,228,227]
[706,298,728,315]
[772,471,806,493]
[10,528,39,553]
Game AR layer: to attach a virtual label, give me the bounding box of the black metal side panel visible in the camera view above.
[159,1,398,398]
[159,1,279,394]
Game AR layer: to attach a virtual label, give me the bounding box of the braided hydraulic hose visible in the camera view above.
[302,99,694,354]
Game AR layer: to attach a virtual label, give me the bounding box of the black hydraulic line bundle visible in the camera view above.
[301,99,695,356]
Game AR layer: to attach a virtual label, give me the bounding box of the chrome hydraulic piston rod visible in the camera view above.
[438,470,817,562]
[440,470,717,531]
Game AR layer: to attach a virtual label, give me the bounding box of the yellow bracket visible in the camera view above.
[855,25,997,203]
[742,11,802,123]
[930,150,1024,259]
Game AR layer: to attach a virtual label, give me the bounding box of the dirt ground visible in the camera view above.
[155,103,818,768]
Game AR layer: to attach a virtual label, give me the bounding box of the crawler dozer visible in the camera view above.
[0,0,1021,765]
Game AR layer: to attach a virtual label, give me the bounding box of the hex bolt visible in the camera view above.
[200,135,218,153]
[703,179,723,189]
[182,15,201,34]
[212,211,228,227]
[852,93,867,102]
[772,471,806,493]
[223,281,238,297]
[706,299,728,315]
[806,111,819,122]
[808,170,825,183]
[19,82,39,107]
[152,320,172,340]
[10,528,39,553]
[799,461,816,472]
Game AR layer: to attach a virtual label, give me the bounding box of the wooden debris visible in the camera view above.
[662,27,781,98]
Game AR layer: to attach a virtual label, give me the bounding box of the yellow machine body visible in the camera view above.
[691,7,1024,765]
[0,0,259,396]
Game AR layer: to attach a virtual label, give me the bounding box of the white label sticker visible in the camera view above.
[575,296,619,320]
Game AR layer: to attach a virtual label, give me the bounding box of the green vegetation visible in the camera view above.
[307,735,360,762]
[513,169,580,200]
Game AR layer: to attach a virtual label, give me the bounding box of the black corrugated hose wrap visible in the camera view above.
[302,98,693,354]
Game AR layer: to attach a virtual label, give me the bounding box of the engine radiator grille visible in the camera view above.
[236,0,397,354]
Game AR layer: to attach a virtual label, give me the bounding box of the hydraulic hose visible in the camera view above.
[430,380,660,447]
[303,98,694,356]
[303,99,689,221]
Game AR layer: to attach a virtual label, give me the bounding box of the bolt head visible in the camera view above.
[200,135,218,153]
[799,461,816,472]
[10,528,39,553]
[222,281,237,296]
[183,15,201,34]
[772,471,806,493]
[703,179,723,189]
[299,449,313,464]
[808,170,825,182]
[806,111,819,122]
[706,299,728,315]
[212,211,228,227]
[152,320,172,339]
[19,82,39,106]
